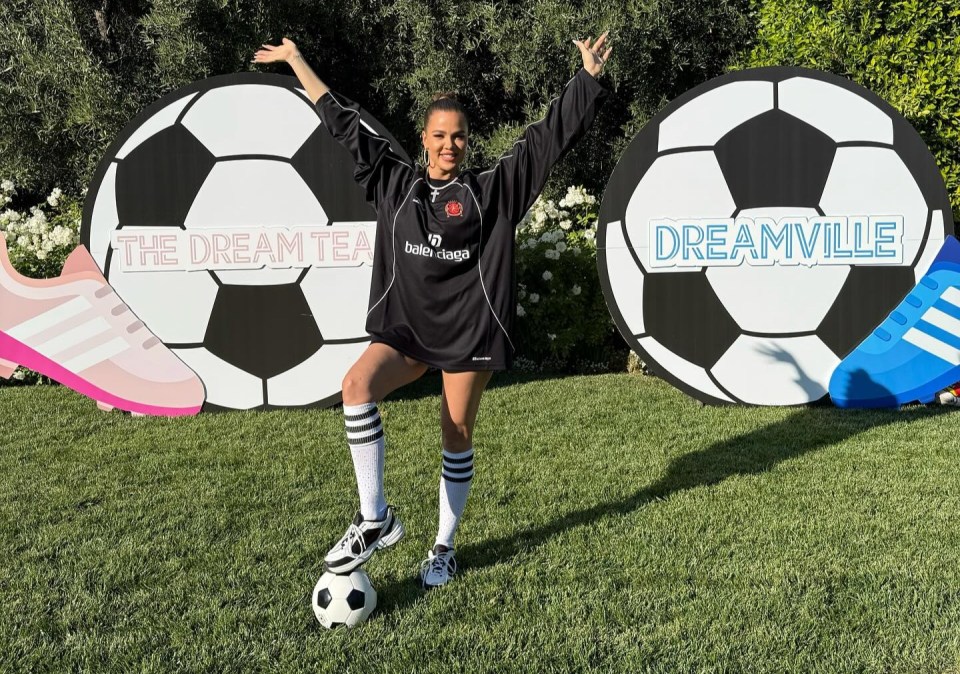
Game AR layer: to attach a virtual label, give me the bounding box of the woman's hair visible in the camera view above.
[423,92,468,130]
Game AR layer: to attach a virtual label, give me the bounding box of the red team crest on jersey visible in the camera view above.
[445,200,463,217]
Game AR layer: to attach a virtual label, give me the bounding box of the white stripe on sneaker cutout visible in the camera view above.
[941,287,960,308]
[6,296,92,340]
[35,318,111,358]
[61,337,129,374]
[903,328,960,365]
[921,307,960,338]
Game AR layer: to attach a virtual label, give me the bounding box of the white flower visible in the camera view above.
[516,304,526,317]
[559,219,572,231]
[571,284,581,296]
[544,249,560,260]
[12,368,25,381]
[547,333,557,340]
[50,225,73,247]
[1,179,14,194]
[572,246,581,256]
[559,185,596,209]
[529,293,540,304]
[539,230,563,245]
[555,241,567,253]
[542,270,553,281]
[46,187,63,208]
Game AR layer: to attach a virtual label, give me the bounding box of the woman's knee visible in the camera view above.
[341,372,373,406]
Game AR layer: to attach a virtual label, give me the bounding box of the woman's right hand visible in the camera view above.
[252,37,299,65]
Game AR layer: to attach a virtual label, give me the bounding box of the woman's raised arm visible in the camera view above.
[478,31,612,223]
[252,38,329,103]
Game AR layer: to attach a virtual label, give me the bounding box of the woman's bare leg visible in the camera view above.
[435,370,492,548]
[324,343,428,573]
[341,342,428,406]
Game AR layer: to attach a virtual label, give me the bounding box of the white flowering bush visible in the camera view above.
[0,181,82,385]
[0,181,81,279]
[514,185,624,371]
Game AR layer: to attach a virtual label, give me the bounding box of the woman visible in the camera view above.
[253,33,611,588]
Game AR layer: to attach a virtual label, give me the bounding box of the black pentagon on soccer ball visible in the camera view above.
[116,124,215,228]
[715,110,836,210]
[817,265,917,360]
[204,282,323,379]
[316,587,333,609]
[345,588,366,611]
[291,126,377,222]
[643,271,740,369]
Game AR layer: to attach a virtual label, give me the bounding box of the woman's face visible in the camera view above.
[422,110,469,174]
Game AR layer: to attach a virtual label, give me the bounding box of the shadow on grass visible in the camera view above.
[373,363,953,614]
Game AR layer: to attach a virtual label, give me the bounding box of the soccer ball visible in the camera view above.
[312,569,377,629]
[598,67,954,405]
[82,73,407,411]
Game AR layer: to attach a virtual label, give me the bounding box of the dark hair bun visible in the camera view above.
[423,92,468,129]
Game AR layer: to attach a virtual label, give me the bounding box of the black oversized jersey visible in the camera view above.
[316,68,607,371]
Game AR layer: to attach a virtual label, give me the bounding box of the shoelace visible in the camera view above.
[334,523,365,555]
[99,286,158,349]
[421,551,456,580]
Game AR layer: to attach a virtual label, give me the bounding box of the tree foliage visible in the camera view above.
[0,0,754,198]
[741,0,960,219]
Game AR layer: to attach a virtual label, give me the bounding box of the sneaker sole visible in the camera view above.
[0,330,202,417]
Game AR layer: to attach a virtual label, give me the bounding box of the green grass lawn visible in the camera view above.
[2,372,960,672]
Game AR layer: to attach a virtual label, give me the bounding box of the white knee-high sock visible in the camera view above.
[343,402,387,521]
[436,448,474,549]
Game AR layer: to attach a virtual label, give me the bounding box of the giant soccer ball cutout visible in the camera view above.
[82,74,409,411]
[599,67,954,405]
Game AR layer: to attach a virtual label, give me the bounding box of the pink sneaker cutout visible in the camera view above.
[0,233,205,416]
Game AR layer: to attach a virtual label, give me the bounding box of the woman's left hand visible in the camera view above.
[573,31,612,78]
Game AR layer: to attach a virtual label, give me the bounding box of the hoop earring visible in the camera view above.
[422,148,428,167]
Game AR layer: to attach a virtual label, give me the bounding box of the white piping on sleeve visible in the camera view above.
[477,73,578,179]
[324,92,415,173]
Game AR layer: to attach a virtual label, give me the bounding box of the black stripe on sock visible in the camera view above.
[345,418,382,433]
[442,463,474,474]
[344,407,379,422]
[442,453,474,465]
[442,473,473,483]
[347,428,384,446]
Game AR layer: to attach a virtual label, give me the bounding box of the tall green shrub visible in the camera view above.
[740,0,960,219]
[0,0,754,199]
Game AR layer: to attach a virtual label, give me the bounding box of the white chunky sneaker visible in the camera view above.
[419,545,457,589]
[323,505,404,574]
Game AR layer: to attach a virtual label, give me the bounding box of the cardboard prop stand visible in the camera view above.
[81,73,409,413]
[597,66,955,407]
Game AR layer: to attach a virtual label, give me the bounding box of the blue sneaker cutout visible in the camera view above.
[830,235,960,408]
